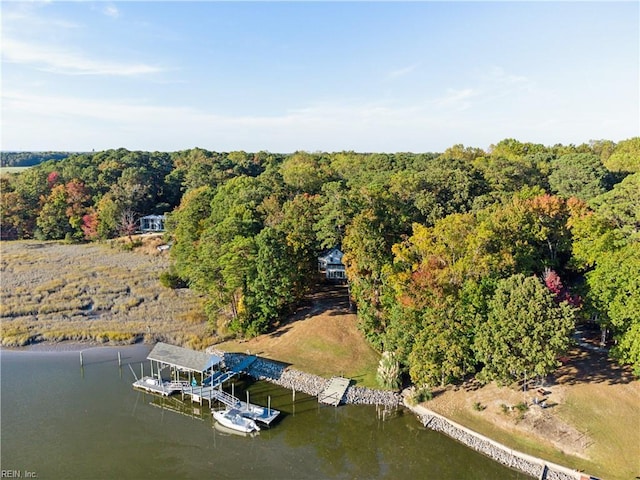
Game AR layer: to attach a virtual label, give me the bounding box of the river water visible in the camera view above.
[0,346,529,479]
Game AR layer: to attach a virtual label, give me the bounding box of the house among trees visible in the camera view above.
[139,214,166,232]
[318,247,347,282]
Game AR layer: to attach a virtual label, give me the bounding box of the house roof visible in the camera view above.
[318,247,344,264]
[147,342,222,373]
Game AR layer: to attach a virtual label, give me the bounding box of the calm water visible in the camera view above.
[0,346,529,479]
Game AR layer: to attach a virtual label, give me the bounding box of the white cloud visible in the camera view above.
[1,2,79,30]
[102,4,120,19]
[2,38,163,76]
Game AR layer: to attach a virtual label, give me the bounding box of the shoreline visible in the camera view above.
[0,339,147,352]
[214,349,595,480]
[1,341,597,480]
[208,348,402,409]
[403,401,593,480]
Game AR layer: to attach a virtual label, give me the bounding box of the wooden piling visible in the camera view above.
[117,351,122,367]
[268,396,271,416]
[79,351,83,366]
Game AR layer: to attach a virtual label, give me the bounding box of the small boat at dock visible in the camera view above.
[213,421,259,438]
[213,408,260,433]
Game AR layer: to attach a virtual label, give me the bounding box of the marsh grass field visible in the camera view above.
[0,239,210,348]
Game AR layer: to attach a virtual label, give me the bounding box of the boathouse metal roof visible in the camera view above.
[147,342,222,373]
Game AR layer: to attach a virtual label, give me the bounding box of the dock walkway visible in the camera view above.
[203,355,257,385]
[318,377,351,406]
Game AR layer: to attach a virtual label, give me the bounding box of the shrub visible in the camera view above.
[473,402,486,411]
[376,351,401,390]
[159,269,188,289]
[407,386,433,405]
[515,401,529,421]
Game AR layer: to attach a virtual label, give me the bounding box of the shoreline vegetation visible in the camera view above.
[2,240,638,479]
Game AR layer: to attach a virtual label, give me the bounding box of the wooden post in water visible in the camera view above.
[232,382,235,399]
[268,396,271,416]
[117,351,122,367]
[140,363,144,380]
[79,351,83,366]
[292,386,296,403]
[246,391,249,411]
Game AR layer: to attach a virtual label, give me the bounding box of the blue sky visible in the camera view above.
[2,1,638,153]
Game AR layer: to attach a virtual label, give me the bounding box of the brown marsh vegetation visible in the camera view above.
[0,238,211,348]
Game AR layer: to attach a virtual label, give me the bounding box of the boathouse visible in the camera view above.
[147,342,222,385]
[133,344,280,424]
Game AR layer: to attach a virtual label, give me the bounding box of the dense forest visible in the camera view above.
[1,138,639,387]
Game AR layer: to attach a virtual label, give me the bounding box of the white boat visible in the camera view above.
[213,421,259,438]
[213,408,260,433]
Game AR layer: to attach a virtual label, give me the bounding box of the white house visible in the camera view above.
[318,247,347,282]
[139,214,166,232]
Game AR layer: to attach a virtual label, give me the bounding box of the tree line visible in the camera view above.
[1,138,638,385]
[0,151,76,168]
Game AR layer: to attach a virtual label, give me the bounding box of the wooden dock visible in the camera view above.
[132,352,279,425]
[132,378,187,396]
[318,377,351,406]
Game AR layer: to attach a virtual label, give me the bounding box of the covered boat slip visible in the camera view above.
[132,343,280,425]
[147,342,223,384]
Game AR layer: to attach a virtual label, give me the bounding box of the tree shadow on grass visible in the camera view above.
[268,282,351,337]
[551,346,636,386]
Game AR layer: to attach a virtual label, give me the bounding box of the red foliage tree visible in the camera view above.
[47,171,60,188]
[542,268,582,307]
[81,211,99,240]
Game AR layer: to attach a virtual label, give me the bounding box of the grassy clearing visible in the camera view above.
[0,239,212,348]
[423,348,639,480]
[216,284,381,388]
[0,166,31,175]
[555,361,640,480]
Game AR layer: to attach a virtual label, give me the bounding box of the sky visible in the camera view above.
[1,1,638,153]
